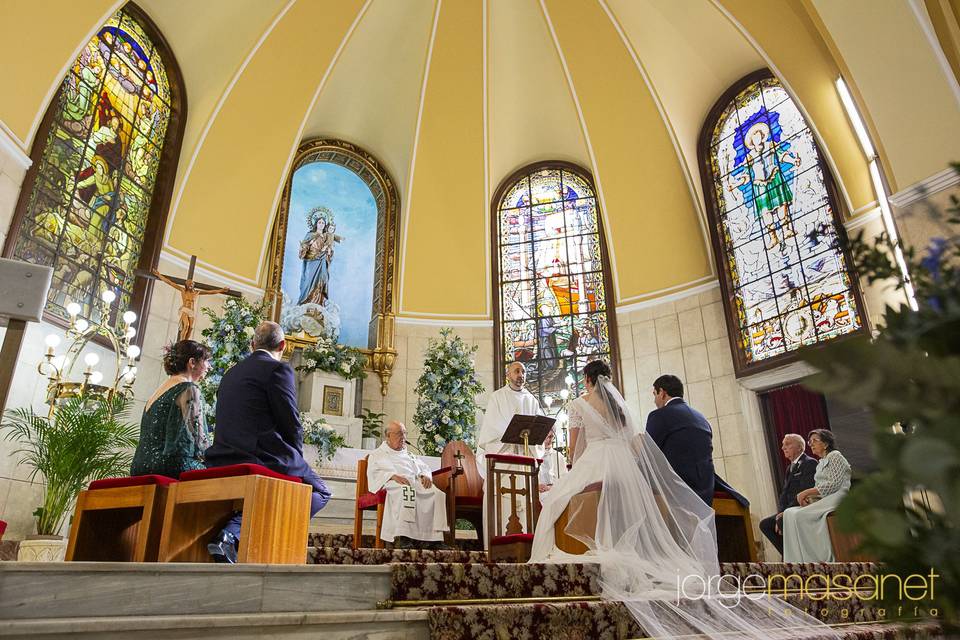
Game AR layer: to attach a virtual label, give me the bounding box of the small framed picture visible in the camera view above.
[322,385,344,416]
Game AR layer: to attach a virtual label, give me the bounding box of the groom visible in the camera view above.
[646,374,748,508]
[204,321,331,562]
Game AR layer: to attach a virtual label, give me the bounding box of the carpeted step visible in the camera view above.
[390,562,600,601]
[308,532,484,552]
[425,600,943,640]
[387,561,884,605]
[307,546,488,565]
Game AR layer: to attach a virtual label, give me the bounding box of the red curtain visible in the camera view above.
[762,384,829,476]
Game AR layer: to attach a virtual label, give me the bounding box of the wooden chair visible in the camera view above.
[827,512,874,562]
[66,475,175,562]
[554,482,602,555]
[486,453,540,562]
[438,441,484,547]
[353,455,452,549]
[354,456,386,550]
[714,490,759,562]
[157,464,311,564]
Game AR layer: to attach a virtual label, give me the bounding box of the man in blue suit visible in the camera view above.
[204,321,331,562]
[758,433,818,556]
[645,374,720,507]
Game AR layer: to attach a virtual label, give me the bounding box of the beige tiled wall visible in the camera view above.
[618,287,748,479]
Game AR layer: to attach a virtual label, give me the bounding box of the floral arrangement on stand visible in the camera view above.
[199,296,268,429]
[297,334,366,381]
[805,164,960,628]
[301,413,346,465]
[413,328,484,456]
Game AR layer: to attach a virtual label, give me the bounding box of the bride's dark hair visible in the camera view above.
[582,359,611,385]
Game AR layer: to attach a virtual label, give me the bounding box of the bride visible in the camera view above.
[531,360,837,639]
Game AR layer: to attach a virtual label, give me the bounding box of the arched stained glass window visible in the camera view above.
[492,163,619,411]
[699,71,865,375]
[4,5,183,333]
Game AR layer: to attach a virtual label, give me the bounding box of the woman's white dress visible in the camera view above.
[782,449,851,562]
[527,380,840,639]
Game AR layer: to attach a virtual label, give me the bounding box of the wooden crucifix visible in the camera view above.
[135,255,242,341]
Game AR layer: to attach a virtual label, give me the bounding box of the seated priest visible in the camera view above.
[367,421,448,548]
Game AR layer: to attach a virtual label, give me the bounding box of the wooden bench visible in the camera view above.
[714,490,759,562]
[554,483,602,555]
[827,512,874,562]
[157,464,311,564]
[66,475,175,562]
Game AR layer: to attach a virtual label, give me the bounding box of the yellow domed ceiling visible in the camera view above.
[4,0,956,320]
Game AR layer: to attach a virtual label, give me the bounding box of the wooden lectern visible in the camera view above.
[485,415,554,562]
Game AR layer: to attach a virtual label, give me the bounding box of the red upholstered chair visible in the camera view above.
[0,519,5,540]
[158,463,312,564]
[353,455,452,549]
[714,489,758,562]
[486,452,541,562]
[66,474,177,562]
[354,456,386,550]
[438,441,484,548]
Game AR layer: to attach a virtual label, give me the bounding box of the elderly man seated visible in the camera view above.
[366,421,449,548]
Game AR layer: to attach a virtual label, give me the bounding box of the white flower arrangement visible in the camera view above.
[413,328,484,456]
[301,413,346,464]
[199,296,268,430]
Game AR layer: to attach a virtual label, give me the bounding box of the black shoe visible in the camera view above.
[207,530,238,564]
[392,535,414,549]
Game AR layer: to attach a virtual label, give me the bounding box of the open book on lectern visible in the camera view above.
[500,414,556,449]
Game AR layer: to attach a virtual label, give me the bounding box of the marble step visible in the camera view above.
[0,610,429,640]
[0,562,390,620]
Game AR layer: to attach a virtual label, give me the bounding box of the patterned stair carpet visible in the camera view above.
[308,546,489,565]
[308,532,483,551]
[388,561,878,602]
[307,532,487,564]
[378,562,944,639]
[425,602,943,640]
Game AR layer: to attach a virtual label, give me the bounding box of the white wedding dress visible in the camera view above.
[530,377,837,639]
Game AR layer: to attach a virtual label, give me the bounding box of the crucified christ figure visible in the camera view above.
[152,270,231,341]
[136,255,241,341]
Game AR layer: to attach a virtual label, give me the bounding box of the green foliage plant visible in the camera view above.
[1,394,138,536]
[804,164,960,627]
[360,408,386,440]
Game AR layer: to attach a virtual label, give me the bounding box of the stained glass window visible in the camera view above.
[703,74,863,372]
[10,7,176,327]
[494,165,615,412]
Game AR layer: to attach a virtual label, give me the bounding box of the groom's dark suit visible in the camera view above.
[645,398,716,506]
[205,350,331,540]
[759,452,818,555]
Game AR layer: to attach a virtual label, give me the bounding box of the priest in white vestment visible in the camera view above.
[476,362,545,477]
[476,362,544,547]
[366,421,448,545]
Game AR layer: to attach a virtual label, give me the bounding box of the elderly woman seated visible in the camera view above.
[782,428,852,562]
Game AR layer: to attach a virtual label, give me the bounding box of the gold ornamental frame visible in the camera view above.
[267,138,400,395]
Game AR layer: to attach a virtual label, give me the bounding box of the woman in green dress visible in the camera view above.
[130,340,212,477]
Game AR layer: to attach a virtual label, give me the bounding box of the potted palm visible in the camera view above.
[360,408,385,450]
[1,393,138,561]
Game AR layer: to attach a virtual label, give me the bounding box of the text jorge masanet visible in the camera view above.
[675,569,941,617]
